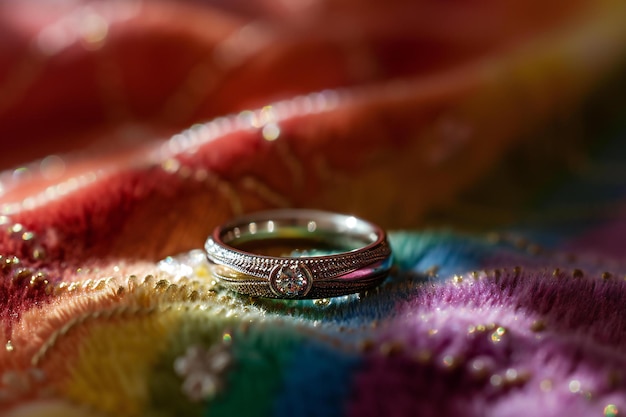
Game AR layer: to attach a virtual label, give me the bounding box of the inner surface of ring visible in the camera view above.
[220,217,379,258]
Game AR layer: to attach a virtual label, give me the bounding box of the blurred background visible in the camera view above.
[0,0,625,259]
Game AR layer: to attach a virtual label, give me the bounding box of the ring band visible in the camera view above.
[204,209,392,299]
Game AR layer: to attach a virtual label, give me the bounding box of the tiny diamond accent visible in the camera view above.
[269,263,312,298]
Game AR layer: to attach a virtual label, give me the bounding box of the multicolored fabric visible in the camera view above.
[1,0,626,416]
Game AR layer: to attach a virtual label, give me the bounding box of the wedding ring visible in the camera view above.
[205,209,392,299]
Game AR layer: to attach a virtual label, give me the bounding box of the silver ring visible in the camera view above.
[204,209,392,299]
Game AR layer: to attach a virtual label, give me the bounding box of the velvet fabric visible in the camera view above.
[1,1,626,416]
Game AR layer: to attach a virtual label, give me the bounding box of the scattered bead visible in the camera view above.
[504,368,518,381]
[261,123,280,141]
[469,357,493,379]
[313,298,331,307]
[5,341,13,352]
[504,368,529,386]
[569,379,581,393]
[475,324,487,333]
[604,404,619,417]
[10,224,23,234]
[490,374,503,387]
[602,272,612,280]
[13,269,31,284]
[490,327,507,343]
[572,269,584,279]
[2,256,19,269]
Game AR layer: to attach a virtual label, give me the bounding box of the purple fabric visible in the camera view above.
[349,268,626,417]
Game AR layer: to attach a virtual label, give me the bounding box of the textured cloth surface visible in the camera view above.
[1,1,626,416]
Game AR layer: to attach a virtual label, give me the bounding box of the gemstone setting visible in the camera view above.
[269,263,313,298]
